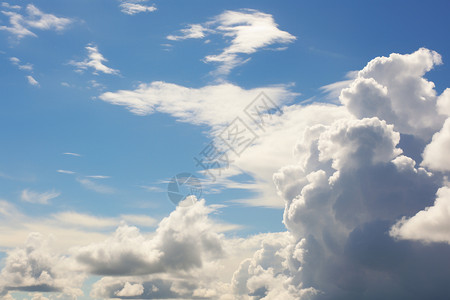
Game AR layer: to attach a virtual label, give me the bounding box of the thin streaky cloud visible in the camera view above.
[139,185,164,192]
[20,189,60,205]
[63,152,81,157]
[120,214,158,227]
[57,169,76,174]
[86,175,110,179]
[1,2,21,10]
[77,177,115,194]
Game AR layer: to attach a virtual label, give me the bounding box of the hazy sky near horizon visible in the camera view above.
[1,1,450,299]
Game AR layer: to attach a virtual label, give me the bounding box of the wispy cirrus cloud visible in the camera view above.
[52,211,157,229]
[20,189,60,205]
[0,4,72,39]
[1,2,21,10]
[57,169,76,175]
[167,9,296,76]
[9,56,33,71]
[119,0,156,15]
[86,175,110,179]
[167,24,208,41]
[63,152,81,157]
[69,44,120,75]
[76,178,115,194]
[57,155,113,194]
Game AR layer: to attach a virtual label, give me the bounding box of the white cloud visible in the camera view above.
[0,233,85,298]
[26,75,39,86]
[99,80,357,209]
[57,169,75,174]
[75,199,224,276]
[266,114,448,298]
[87,231,279,299]
[436,88,450,116]
[18,63,32,71]
[20,189,60,205]
[99,81,296,128]
[317,117,402,170]
[1,2,21,10]
[421,117,450,172]
[120,214,157,227]
[9,56,33,71]
[168,9,296,76]
[167,24,208,40]
[30,293,49,300]
[238,49,450,299]
[231,232,318,299]
[224,103,350,207]
[140,185,165,192]
[340,48,445,139]
[0,4,72,39]
[115,282,144,297]
[77,178,115,194]
[24,4,71,31]
[85,175,109,179]
[52,212,119,229]
[88,79,106,90]
[0,10,36,38]
[319,71,357,102]
[69,44,119,75]
[63,152,81,157]
[8,56,19,63]
[390,186,450,244]
[51,211,157,229]
[0,200,21,219]
[119,1,156,15]
[100,82,329,208]
[0,201,151,253]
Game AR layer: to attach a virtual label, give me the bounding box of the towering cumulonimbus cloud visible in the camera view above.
[233,48,450,300]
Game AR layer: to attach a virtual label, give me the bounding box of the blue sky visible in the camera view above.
[1,1,450,300]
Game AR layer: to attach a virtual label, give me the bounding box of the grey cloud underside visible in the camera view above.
[74,200,223,277]
[92,279,203,299]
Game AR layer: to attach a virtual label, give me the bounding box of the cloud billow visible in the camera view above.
[236,48,450,299]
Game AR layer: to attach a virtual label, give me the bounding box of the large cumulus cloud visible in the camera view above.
[340,48,446,139]
[233,48,450,300]
[75,198,224,276]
